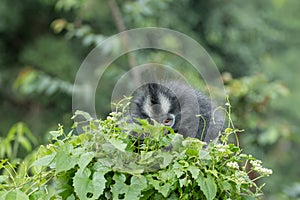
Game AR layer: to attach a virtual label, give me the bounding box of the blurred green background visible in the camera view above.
[0,0,299,199]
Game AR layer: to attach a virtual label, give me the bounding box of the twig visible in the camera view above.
[108,0,141,85]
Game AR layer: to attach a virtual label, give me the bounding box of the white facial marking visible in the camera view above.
[159,93,171,114]
[143,96,153,118]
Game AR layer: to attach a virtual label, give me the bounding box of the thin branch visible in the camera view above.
[108,0,141,85]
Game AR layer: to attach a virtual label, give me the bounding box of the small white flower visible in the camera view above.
[257,167,273,176]
[107,116,116,121]
[215,144,229,153]
[250,160,272,176]
[250,160,262,168]
[226,161,239,169]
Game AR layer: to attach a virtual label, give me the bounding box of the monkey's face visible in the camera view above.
[130,83,180,131]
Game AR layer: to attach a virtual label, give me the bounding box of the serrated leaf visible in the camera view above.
[197,174,217,200]
[158,151,173,169]
[74,167,107,200]
[92,171,107,198]
[198,149,211,160]
[148,178,171,198]
[56,143,78,173]
[187,165,200,179]
[112,174,147,200]
[77,152,95,173]
[109,138,127,152]
[93,158,113,172]
[170,134,184,151]
[73,168,92,200]
[179,177,188,187]
[140,151,155,163]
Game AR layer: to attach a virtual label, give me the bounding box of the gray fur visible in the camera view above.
[129,81,223,142]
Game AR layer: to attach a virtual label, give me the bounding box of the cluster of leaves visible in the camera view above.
[0,101,272,199]
[223,74,291,147]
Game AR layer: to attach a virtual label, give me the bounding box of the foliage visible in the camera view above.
[225,74,290,145]
[1,0,300,199]
[0,122,37,161]
[0,100,272,199]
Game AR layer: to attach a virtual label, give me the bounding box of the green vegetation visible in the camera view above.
[0,0,300,199]
[0,101,272,199]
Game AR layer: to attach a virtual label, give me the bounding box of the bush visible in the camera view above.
[0,100,272,199]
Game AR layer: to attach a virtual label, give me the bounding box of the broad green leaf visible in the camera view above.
[109,138,127,152]
[187,165,200,179]
[0,175,8,183]
[29,190,48,200]
[93,158,113,172]
[197,174,217,200]
[30,153,56,168]
[66,194,76,200]
[172,162,185,178]
[114,162,144,175]
[179,177,188,187]
[148,178,172,198]
[170,134,184,151]
[158,151,173,169]
[49,130,63,139]
[73,168,93,200]
[77,152,95,173]
[73,168,106,200]
[18,136,32,152]
[92,171,107,199]
[198,149,211,160]
[56,143,78,173]
[112,174,147,200]
[4,189,29,200]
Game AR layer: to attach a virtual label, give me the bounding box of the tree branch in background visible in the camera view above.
[108,0,141,85]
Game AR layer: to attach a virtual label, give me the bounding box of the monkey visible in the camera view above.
[128,81,223,143]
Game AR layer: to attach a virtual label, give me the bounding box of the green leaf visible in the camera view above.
[30,153,56,168]
[92,171,107,198]
[0,175,8,183]
[112,174,147,200]
[77,152,95,173]
[93,158,113,172]
[29,190,48,200]
[187,165,200,179]
[148,177,172,198]
[197,174,217,200]
[73,168,93,200]
[73,167,107,200]
[198,149,211,160]
[158,151,173,169]
[56,143,78,173]
[169,134,184,151]
[179,177,188,187]
[109,138,127,152]
[3,189,29,200]
[18,136,32,152]
[73,110,93,121]
[66,194,76,200]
